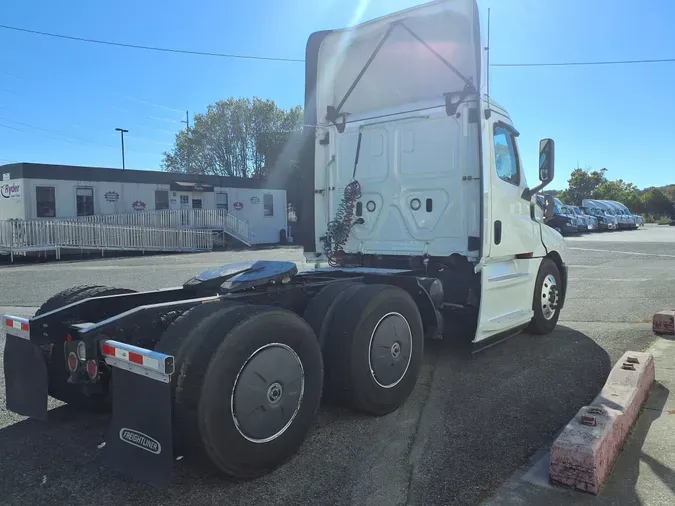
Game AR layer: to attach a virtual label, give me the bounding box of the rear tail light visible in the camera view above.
[76,341,87,360]
[86,359,98,379]
[67,352,79,372]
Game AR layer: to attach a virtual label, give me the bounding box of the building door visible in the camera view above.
[216,191,228,211]
[179,194,190,226]
[76,187,95,216]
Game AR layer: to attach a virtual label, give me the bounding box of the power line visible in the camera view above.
[0,123,24,133]
[2,23,675,68]
[492,57,675,67]
[0,116,116,148]
[0,24,305,62]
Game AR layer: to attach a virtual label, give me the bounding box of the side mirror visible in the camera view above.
[539,138,555,183]
[522,138,556,201]
[543,195,555,220]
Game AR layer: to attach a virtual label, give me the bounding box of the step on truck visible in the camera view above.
[2,0,567,488]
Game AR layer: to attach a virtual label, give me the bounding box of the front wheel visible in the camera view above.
[527,259,562,335]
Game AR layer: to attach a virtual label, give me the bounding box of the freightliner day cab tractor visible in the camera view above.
[2,0,567,487]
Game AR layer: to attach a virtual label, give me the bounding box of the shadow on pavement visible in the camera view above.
[595,381,670,505]
[0,325,611,506]
[406,325,612,505]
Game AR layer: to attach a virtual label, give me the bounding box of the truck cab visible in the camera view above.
[301,0,567,345]
[583,199,619,230]
[605,200,639,229]
[565,205,587,232]
[575,205,598,231]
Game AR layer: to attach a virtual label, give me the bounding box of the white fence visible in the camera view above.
[72,209,251,245]
[0,220,214,262]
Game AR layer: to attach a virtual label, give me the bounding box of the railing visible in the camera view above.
[72,209,251,245]
[0,220,214,260]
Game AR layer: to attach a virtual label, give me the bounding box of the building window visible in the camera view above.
[192,198,202,209]
[493,125,521,186]
[36,186,56,218]
[155,190,169,210]
[76,187,94,216]
[216,191,228,211]
[263,193,274,216]
[179,195,189,205]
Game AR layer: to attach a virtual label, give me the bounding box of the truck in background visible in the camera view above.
[583,199,622,230]
[2,0,568,487]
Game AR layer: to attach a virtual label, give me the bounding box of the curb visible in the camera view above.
[549,351,654,494]
[653,310,675,335]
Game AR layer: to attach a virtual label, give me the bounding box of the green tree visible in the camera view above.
[641,188,674,217]
[558,167,607,205]
[594,179,641,210]
[162,97,303,178]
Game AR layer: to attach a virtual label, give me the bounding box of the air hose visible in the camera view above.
[324,180,362,266]
[323,130,363,267]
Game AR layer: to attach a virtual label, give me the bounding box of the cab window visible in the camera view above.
[493,125,521,186]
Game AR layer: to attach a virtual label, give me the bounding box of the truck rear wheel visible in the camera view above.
[154,301,241,453]
[323,284,424,416]
[303,279,360,349]
[36,285,137,410]
[527,258,562,335]
[174,305,323,479]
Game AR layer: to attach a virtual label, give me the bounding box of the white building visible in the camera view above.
[0,163,288,245]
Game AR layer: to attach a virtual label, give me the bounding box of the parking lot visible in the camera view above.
[0,225,673,506]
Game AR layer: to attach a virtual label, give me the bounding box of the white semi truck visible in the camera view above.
[2,0,567,487]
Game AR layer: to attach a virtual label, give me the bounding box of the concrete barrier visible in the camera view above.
[549,351,654,494]
[653,310,675,336]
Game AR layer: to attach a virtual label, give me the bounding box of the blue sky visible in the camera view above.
[0,0,673,190]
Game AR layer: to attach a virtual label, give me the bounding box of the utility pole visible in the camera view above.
[181,110,191,172]
[115,127,129,170]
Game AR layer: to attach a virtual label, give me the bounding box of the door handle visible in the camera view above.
[494,221,502,245]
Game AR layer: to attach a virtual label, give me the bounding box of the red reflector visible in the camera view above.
[66,333,72,342]
[515,252,534,259]
[4,318,11,327]
[580,415,597,427]
[67,352,79,372]
[86,359,98,379]
[102,344,115,357]
[129,352,143,365]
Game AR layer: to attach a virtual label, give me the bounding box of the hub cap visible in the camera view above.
[368,312,413,388]
[541,274,560,320]
[231,343,304,443]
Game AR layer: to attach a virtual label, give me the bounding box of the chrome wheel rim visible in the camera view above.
[231,343,304,443]
[540,274,560,320]
[368,312,413,388]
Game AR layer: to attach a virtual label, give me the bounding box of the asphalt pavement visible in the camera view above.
[0,225,673,506]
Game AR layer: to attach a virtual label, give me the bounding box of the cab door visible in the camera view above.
[475,113,540,343]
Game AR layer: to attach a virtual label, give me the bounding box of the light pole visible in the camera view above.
[115,128,129,170]
[181,110,191,172]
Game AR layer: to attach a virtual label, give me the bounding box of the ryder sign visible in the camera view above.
[1,181,21,199]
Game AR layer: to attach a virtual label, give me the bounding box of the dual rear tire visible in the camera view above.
[156,303,323,479]
[159,282,424,479]
[305,282,424,416]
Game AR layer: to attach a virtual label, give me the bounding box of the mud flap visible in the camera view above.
[101,340,175,488]
[3,322,49,420]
